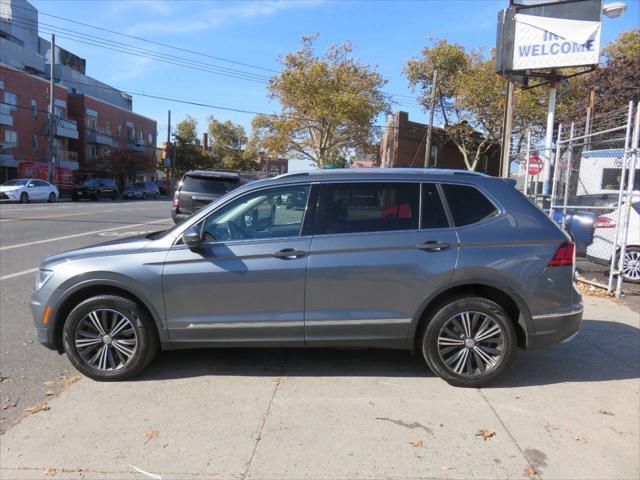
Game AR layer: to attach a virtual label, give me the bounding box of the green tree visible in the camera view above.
[251,35,390,168]
[207,115,257,171]
[405,39,505,170]
[173,116,212,175]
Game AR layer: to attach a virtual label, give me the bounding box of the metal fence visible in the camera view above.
[511,101,640,297]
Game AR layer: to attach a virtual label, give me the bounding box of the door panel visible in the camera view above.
[305,230,457,348]
[163,238,310,346]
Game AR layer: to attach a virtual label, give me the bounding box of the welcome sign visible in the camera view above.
[512,14,601,70]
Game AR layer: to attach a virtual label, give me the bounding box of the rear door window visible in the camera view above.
[182,175,239,195]
[316,182,419,235]
[441,184,498,227]
[421,183,449,229]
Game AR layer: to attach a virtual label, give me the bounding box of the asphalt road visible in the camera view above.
[0,199,174,433]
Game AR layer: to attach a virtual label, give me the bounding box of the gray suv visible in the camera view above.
[31,169,582,386]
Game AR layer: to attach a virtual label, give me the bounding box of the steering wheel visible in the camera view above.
[225,220,245,240]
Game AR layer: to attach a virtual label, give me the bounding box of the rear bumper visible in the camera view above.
[529,302,583,349]
[171,208,190,224]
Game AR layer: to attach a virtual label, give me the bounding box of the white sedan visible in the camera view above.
[0,179,59,203]
[587,201,640,284]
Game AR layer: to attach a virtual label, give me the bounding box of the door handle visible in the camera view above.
[416,241,450,251]
[272,248,306,259]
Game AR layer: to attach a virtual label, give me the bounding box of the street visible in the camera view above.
[0,200,174,433]
[0,201,639,479]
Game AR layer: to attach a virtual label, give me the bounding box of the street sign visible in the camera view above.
[528,155,544,175]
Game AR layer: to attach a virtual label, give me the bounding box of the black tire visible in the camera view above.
[62,295,159,381]
[154,192,159,200]
[420,296,516,387]
[48,192,56,203]
[19,192,29,204]
[91,193,99,201]
[111,193,119,201]
[143,193,148,200]
[618,246,640,284]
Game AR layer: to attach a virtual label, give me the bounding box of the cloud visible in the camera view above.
[104,57,152,83]
[125,0,324,36]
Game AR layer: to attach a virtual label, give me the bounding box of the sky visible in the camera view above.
[29,0,640,152]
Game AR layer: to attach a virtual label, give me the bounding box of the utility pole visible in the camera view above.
[542,78,557,195]
[424,68,438,168]
[500,80,515,178]
[584,88,596,152]
[47,34,55,183]
[166,110,172,195]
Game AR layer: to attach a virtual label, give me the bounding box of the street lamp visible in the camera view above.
[602,2,627,18]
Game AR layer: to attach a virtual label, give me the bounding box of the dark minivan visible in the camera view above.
[172,170,244,223]
[71,178,119,201]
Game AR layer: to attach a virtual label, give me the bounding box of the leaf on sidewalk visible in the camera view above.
[409,439,423,448]
[45,390,55,396]
[575,435,587,444]
[442,465,453,471]
[610,426,623,435]
[475,429,496,441]
[144,430,159,444]
[43,468,57,476]
[599,409,615,416]
[24,402,50,415]
[43,380,55,386]
[368,401,375,406]
[523,467,538,477]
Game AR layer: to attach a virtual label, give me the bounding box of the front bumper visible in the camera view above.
[529,302,583,349]
[29,294,58,350]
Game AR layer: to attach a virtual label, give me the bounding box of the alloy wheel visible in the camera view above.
[437,311,505,377]
[74,308,138,371]
[622,250,640,282]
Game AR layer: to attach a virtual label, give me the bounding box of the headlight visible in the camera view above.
[35,269,53,291]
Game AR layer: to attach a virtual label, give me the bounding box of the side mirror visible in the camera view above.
[182,224,202,249]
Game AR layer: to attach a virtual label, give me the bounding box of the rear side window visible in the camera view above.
[182,175,239,195]
[317,182,419,235]
[421,183,449,229]
[442,184,498,227]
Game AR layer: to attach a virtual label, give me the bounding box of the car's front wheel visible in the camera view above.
[63,295,159,381]
[19,192,29,203]
[620,246,640,284]
[421,297,516,387]
[48,192,56,203]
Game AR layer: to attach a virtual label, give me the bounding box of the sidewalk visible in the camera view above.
[1,296,638,480]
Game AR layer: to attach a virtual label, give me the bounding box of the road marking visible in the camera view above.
[0,211,114,223]
[0,218,172,252]
[0,267,38,281]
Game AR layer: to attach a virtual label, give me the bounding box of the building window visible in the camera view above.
[4,130,18,146]
[86,116,98,131]
[4,92,17,111]
[32,134,38,152]
[54,105,65,118]
[87,145,100,161]
[31,99,38,119]
[148,133,153,145]
[105,120,112,135]
[117,125,123,137]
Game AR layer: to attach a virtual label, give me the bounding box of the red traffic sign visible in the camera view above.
[528,155,544,175]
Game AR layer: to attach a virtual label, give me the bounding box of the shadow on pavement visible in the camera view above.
[138,319,639,386]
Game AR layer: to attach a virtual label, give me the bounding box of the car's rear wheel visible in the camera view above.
[421,297,516,387]
[48,192,56,203]
[20,192,29,203]
[63,295,159,381]
[620,246,640,284]
[154,192,159,200]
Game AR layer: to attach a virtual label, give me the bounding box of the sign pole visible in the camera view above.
[542,79,557,195]
[500,79,515,178]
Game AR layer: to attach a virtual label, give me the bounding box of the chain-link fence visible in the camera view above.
[511,102,640,297]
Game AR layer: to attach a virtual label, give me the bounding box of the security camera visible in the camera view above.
[602,2,627,18]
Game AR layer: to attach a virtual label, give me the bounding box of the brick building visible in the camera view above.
[258,154,288,175]
[0,0,157,187]
[379,111,500,176]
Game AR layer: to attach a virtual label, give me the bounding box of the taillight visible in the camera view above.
[548,241,575,267]
[172,191,179,208]
[594,216,616,228]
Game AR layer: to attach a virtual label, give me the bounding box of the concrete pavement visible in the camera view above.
[1,296,638,480]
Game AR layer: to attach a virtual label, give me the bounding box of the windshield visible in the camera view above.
[181,175,239,195]
[82,179,99,187]
[132,183,146,189]
[2,179,29,187]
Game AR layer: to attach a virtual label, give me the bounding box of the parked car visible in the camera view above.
[0,178,59,203]
[156,179,171,196]
[586,201,640,284]
[32,169,582,386]
[71,178,119,201]
[122,182,160,200]
[172,170,244,223]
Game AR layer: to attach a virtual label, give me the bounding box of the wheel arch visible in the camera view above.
[410,281,532,351]
[51,280,165,353]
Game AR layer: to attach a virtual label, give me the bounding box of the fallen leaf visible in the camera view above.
[409,439,423,448]
[599,409,615,416]
[43,380,55,386]
[368,401,375,406]
[442,465,453,471]
[524,467,538,477]
[476,429,496,441]
[45,390,55,396]
[144,430,159,444]
[399,399,407,406]
[610,426,623,435]
[24,402,50,415]
[575,435,587,444]
[0,376,9,383]
[43,468,57,476]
